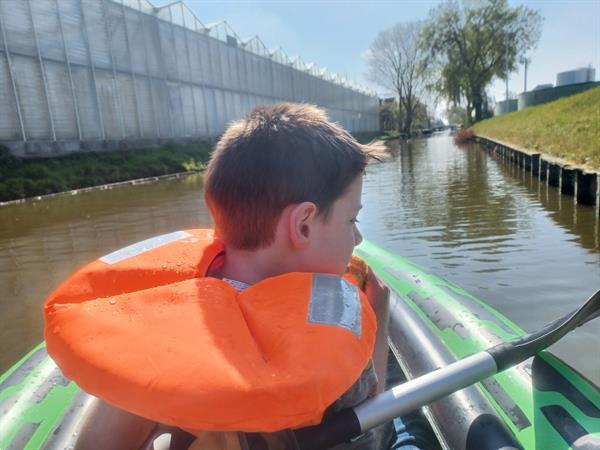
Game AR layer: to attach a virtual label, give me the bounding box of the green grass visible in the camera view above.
[0,131,391,203]
[472,87,600,170]
[352,131,402,144]
[0,142,211,203]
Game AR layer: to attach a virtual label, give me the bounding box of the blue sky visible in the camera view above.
[156,0,600,110]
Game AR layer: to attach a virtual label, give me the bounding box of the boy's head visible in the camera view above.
[204,103,379,274]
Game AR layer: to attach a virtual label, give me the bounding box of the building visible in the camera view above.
[0,0,379,156]
[556,67,596,87]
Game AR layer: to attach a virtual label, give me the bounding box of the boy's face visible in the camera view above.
[307,175,363,275]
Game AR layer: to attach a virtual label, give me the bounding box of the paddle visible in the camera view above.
[293,288,600,450]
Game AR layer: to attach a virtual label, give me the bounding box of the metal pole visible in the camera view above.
[195,26,210,137]
[505,41,509,100]
[78,0,106,140]
[26,0,56,141]
[168,7,188,137]
[138,0,161,138]
[215,29,227,131]
[210,28,228,129]
[224,33,235,120]
[55,0,83,141]
[238,42,249,103]
[268,54,276,101]
[120,0,144,137]
[0,6,26,142]
[524,59,528,92]
[101,0,126,139]
[355,352,497,432]
[180,3,200,137]
[153,13,175,138]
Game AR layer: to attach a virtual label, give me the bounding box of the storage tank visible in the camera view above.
[495,99,518,116]
[556,67,596,86]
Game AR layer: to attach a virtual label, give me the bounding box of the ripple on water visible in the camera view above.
[362,133,600,385]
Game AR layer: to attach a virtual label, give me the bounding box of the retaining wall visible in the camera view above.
[475,136,599,213]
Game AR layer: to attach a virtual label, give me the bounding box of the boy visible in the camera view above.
[59,103,420,450]
[200,102,391,449]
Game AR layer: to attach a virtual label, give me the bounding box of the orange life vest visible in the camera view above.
[44,229,376,432]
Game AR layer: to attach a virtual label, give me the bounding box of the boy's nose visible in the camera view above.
[353,225,363,246]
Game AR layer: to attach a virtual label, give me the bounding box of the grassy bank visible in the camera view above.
[0,132,389,203]
[353,131,403,144]
[472,87,600,170]
[0,143,211,203]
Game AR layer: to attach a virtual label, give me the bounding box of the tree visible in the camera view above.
[366,21,430,136]
[379,98,398,132]
[445,104,467,126]
[422,0,542,124]
[410,98,433,132]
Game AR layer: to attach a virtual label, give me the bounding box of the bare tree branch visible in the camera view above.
[366,21,431,135]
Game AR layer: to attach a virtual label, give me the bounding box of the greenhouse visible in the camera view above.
[0,0,379,156]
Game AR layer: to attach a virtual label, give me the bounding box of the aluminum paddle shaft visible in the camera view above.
[294,289,600,450]
[355,352,496,431]
[293,352,497,449]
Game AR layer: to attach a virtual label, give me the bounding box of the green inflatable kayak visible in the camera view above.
[0,237,598,449]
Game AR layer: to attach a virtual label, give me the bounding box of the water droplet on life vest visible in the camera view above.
[162,264,167,269]
[109,299,117,305]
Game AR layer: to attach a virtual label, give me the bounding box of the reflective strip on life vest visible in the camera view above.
[308,273,362,339]
[100,230,193,264]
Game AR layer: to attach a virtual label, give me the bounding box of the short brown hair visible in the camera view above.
[204,103,379,250]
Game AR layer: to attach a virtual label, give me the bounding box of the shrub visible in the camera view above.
[20,164,53,179]
[0,146,22,172]
[453,128,476,144]
[0,142,212,201]
[5,178,36,200]
[33,178,67,195]
[0,183,9,202]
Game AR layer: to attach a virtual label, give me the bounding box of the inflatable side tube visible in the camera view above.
[0,343,91,450]
[0,344,162,450]
[388,291,522,450]
[356,240,600,450]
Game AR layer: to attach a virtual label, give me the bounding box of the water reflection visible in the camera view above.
[0,174,213,373]
[361,133,600,384]
[1,135,599,386]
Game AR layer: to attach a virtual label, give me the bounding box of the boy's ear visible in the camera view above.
[288,202,318,249]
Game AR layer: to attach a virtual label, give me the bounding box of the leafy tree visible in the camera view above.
[367,21,430,136]
[422,0,542,124]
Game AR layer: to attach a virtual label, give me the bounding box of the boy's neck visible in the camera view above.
[221,245,289,286]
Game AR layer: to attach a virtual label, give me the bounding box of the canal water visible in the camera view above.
[1,132,599,385]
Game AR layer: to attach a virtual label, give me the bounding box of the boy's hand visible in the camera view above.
[364,267,390,394]
[364,267,390,313]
